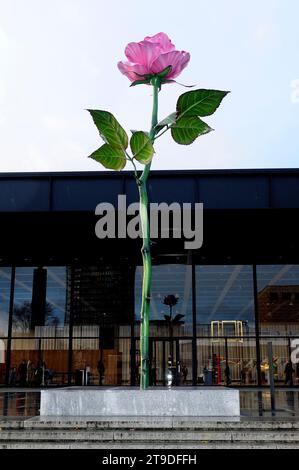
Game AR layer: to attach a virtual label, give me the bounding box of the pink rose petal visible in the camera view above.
[118,33,190,83]
[150,51,190,79]
[117,61,148,82]
[125,41,160,69]
[143,32,175,53]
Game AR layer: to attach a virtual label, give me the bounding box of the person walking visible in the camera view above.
[17,359,27,387]
[224,364,231,385]
[182,364,188,384]
[284,360,294,386]
[97,359,105,386]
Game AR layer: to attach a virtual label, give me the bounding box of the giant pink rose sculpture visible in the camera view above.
[118,32,190,84]
[87,32,229,389]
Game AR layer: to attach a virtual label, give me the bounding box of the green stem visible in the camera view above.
[138,77,159,390]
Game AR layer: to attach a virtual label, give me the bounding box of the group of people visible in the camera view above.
[261,359,297,385]
[9,359,53,387]
[242,359,297,385]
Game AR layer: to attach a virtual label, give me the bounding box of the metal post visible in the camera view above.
[5,267,15,386]
[258,390,264,416]
[267,341,276,414]
[38,338,42,364]
[162,340,166,387]
[225,337,229,386]
[253,265,262,386]
[41,364,45,387]
[67,266,75,386]
[191,253,198,386]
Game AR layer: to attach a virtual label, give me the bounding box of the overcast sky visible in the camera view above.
[0,0,298,172]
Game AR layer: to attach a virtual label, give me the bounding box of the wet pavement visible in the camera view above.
[0,388,299,419]
[240,389,299,418]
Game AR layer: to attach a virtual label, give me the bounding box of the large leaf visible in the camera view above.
[87,110,128,149]
[88,143,126,170]
[155,112,177,134]
[171,116,213,145]
[130,131,154,164]
[176,89,229,118]
[173,313,185,324]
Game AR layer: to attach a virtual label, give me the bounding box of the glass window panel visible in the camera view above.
[71,346,125,386]
[12,267,35,334]
[257,265,299,336]
[45,267,67,328]
[135,263,193,337]
[259,337,290,385]
[0,338,8,385]
[13,267,68,334]
[0,267,11,338]
[196,265,255,336]
[11,267,69,386]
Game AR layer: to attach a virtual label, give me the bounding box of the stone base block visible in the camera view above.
[40,387,240,417]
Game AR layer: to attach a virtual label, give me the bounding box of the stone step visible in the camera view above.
[1,418,299,448]
[1,429,299,442]
[1,440,299,449]
[2,419,299,430]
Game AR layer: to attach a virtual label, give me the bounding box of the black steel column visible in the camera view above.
[162,341,166,386]
[67,266,75,386]
[191,253,198,386]
[225,337,229,386]
[253,264,262,386]
[5,266,15,386]
[267,341,276,414]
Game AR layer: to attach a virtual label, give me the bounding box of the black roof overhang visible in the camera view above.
[0,169,298,265]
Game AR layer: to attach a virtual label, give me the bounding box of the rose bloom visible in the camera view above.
[118,32,190,82]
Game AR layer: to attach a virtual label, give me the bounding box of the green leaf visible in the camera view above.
[171,116,213,145]
[157,65,172,78]
[130,131,154,164]
[130,79,151,87]
[130,130,150,137]
[176,89,230,118]
[88,144,126,170]
[173,313,185,323]
[155,112,177,134]
[87,110,128,149]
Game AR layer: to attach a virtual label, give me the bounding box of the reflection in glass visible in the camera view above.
[196,265,256,386]
[12,268,34,334]
[0,268,11,384]
[0,268,11,338]
[196,265,255,335]
[11,267,69,386]
[257,265,299,336]
[135,263,193,337]
[69,265,133,386]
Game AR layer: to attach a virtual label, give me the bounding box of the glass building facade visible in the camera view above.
[1,262,299,387]
[1,169,299,388]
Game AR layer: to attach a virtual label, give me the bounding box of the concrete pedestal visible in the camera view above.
[40,387,240,417]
